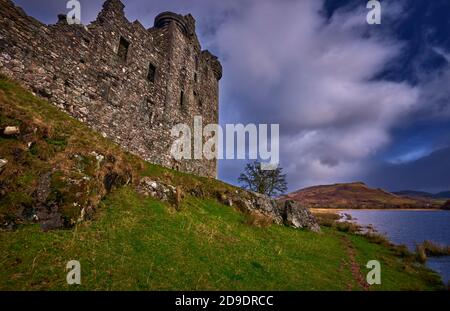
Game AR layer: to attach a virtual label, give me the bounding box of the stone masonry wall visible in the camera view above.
[0,0,222,178]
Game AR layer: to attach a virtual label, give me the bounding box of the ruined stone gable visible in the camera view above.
[0,0,222,178]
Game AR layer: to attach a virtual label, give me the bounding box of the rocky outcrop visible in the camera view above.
[137,177,176,202]
[32,172,64,231]
[280,200,321,233]
[1,146,132,231]
[136,177,183,208]
[219,190,320,232]
[225,192,320,232]
[231,192,283,225]
[137,178,320,232]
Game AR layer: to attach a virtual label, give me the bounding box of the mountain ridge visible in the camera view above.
[283,182,444,209]
[393,190,450,200]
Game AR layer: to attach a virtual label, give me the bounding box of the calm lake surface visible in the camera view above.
[339,210,450,285]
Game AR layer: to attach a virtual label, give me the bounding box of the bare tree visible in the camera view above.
[238,161,288,197]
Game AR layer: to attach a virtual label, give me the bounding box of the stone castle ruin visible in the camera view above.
[0,0,222,178]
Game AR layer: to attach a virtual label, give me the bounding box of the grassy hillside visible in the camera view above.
[284,182,443,209]
[0,76,444,290]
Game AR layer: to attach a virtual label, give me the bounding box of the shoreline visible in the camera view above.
[311,207,450,285]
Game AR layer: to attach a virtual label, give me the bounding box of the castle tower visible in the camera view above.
[0,0,222,178]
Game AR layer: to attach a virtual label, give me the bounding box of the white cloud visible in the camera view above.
[212,0,421,189]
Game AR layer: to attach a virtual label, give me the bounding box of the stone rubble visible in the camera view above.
[136,177,178,203]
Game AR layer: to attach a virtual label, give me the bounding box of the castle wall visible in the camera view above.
[0,0,222,178]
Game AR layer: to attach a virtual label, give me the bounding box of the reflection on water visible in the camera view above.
[339,210,450,285]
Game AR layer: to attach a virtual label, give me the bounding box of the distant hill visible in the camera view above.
[393,190,450,200]
[393,191,435,199]
[283,182,442,209]
[434,191,450,199]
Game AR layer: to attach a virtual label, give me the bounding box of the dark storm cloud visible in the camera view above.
[366,147,450,193]
[212,0,423,189]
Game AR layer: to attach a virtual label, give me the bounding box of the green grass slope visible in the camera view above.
[0,76,444,290]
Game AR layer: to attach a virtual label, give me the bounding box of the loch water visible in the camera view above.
[339,209,450,285]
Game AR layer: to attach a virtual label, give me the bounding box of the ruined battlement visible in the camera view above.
[0,0,222,178]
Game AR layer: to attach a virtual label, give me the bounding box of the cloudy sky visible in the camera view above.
[13,0,450,193]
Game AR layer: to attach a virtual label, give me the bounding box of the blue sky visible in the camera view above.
[12,0,450,193]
